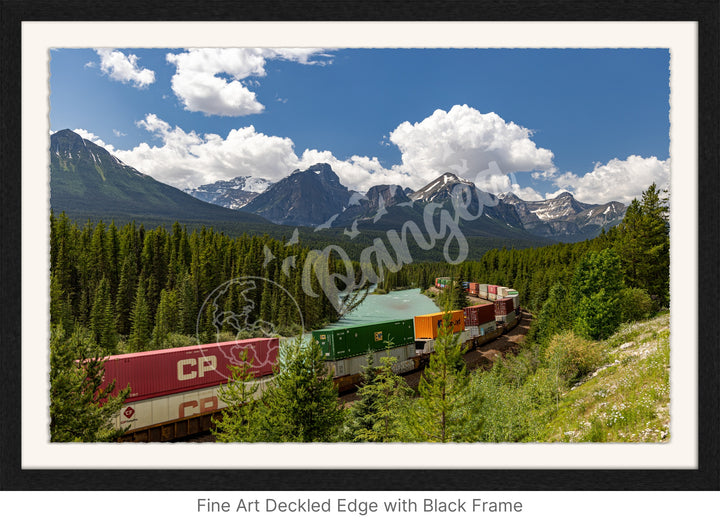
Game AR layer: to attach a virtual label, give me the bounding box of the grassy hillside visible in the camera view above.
[540,312,670,442]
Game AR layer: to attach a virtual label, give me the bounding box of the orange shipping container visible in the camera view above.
[414,310,465,339]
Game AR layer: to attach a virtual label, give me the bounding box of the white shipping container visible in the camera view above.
[498,286,509,297]
[332,343,414,377]
[495,311,517,325]
[479,320,497,334]
[113,377,275,432]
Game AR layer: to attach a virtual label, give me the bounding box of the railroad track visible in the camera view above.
[182,310,531,442]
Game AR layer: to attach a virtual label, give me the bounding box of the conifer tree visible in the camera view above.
[115,254,138,335]
[152,288,179,348]
[50,271,75,335]
[529,282,573,346]
[256,337,343,442]
[128,280,152,352]
[212,350,263,442]
[176,270,198,335]
[347,350,412,442]
[50,324,130,441]
[89,277,117,353]
[570,248,623,340]
[614,183,669,305]
[403,308,471,442]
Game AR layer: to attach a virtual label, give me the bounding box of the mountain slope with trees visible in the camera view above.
[50,129,270,226]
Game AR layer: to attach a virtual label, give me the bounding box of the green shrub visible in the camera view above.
[618,287,654,322]
[543,331,606,385]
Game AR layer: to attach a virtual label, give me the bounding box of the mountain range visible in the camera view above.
[188,166,625,242]
[500,191,626,240]
[49,129,625,243]
[49,129,269,226]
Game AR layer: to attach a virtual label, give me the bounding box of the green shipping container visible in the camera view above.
[312,319,415,361]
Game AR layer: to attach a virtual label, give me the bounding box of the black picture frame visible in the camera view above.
[1,0,717,492]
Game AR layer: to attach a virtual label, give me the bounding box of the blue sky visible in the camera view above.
[50,47,670,204]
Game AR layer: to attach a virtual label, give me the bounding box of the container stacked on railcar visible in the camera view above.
[106,278,522,440]
[494,297,517,326]
[312,319,416,386]
[435,276,451,289]
[414,310,465,339]
[487,285,498,301]
[478,283,489,299]
[105,338,279,435]
[507,289,520,315]
[413,310,471,355]
[430,277,521,338]
[463,303,497,338]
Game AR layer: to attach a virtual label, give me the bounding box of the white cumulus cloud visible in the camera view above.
[507,184,545,202]
[95,49,155,88]
[105,114,301,190]
[73,128,112,149]
[549,155,670,204]
[299,149,417,192]
[103,114,417,192]
[73,105,666,207]
[165,48,329,117]
[389,105,555,183]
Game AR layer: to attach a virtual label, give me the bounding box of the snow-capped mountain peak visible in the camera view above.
[409,172,477,202]
[185,175,273,210]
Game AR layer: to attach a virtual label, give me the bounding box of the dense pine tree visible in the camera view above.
[50,325,130,441]
[152,288,179,348]
[528,282,573,347]
[403,309,471,442]
[128,280,152,353]
[89,277,117,353]
[570,248,624,340]
[212,350,263,442]
[614,183,669,305]
[254,337,344,442]
[345,351,412,442]
[48,217,345,355]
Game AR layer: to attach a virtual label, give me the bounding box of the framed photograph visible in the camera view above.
[1,0,718,498]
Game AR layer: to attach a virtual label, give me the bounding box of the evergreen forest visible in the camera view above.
[49,184,670,442]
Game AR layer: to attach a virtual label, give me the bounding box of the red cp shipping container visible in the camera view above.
[494,297,515,316]
[468,282,479,296]
[463,303,495,326]
[487,285,498,295]
[102,338,279,403]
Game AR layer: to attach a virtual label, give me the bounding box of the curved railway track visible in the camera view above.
[182,310,532,442]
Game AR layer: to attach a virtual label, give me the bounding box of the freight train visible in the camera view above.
[107,282,521,442]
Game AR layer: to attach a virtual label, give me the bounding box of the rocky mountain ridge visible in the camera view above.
[49,129,269,225]
[184,175,272,210]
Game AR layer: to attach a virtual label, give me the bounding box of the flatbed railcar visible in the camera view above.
[106,282,522,441]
